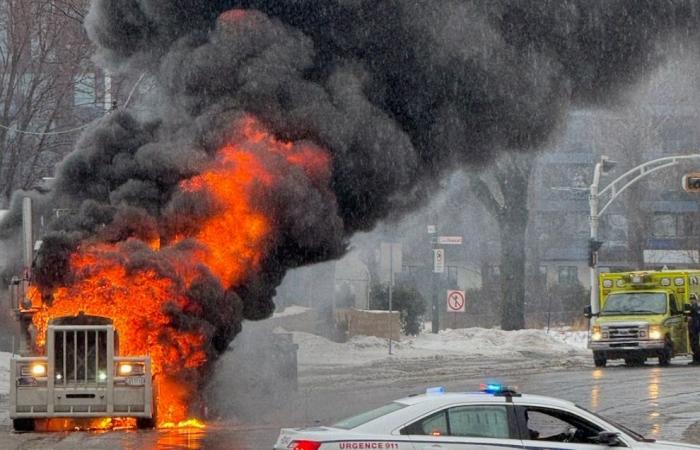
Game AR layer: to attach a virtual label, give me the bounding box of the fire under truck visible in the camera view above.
[7,198,155,431]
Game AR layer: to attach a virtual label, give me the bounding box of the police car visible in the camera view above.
[275,385,700,450]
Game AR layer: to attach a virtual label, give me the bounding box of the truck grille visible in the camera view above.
[53,329,108,384]
[605,326,641,340]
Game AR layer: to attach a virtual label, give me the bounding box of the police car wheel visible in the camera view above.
[12,419,34,432]
[593,352,607,367]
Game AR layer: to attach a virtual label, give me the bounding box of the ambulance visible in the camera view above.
[585,270,700,367]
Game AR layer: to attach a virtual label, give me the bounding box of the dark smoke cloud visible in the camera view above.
[2,0,700,400]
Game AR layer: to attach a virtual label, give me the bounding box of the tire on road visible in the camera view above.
[136,417,156,429]
[593,351,607,367]
[658,339,673,366]
[12,418,35,432]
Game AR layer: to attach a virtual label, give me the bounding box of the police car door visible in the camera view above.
[400,404,523,450]
[514,405,613,450]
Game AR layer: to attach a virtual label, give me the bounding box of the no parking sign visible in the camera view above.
[446,290,466,312]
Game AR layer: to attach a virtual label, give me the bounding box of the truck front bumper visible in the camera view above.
[11,385,152,419]
[590,339,666,358]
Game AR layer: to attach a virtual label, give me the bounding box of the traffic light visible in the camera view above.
[682,173,700,192]
[588,239,603,268]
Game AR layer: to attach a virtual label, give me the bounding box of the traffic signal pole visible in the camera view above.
[588,153,700,315]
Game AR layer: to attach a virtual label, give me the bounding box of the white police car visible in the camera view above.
[275,385,700,450]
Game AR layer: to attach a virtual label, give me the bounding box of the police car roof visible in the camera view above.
[395,392,576,409]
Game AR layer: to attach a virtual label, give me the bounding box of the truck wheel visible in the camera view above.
[136,417,156,429]
[593,351,607,367]
[659,341,673,366]
[12,419,34,432]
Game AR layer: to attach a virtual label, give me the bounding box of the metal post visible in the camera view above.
[432,218,439,334]
[388,243,393,355]
[589,161,602,315]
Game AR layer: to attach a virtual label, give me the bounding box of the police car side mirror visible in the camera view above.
[596,431,621,446]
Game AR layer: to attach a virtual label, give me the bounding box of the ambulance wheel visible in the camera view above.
[593,352,607,367]
[658,341,672,366]
[12,418,34,432]
[137,417,156,429]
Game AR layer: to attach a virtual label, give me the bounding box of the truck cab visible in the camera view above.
[9,314,154,431]
[587,270,700,367]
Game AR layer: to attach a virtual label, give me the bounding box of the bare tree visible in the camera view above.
[0,0,95,205]
[469,152,535,330]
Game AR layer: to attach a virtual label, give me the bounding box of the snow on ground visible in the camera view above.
[272,305,311,318]
[295,327,589,367]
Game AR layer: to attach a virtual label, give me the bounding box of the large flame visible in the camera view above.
[31,116,332,426]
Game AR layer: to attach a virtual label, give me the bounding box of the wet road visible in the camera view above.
[3,358,700,449]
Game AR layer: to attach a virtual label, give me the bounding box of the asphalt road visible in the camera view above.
[3,358,700,449]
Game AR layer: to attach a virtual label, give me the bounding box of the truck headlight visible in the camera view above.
[28,363,46,377]
[591,325,602,341]
[117,362,145,376]
[649,325,663,340]
[118,364,133,375]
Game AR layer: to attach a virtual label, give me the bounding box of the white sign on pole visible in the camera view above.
[427,225,437,234]
[437,236,463,245]
[446,290,466,312]
[433,248,445,273]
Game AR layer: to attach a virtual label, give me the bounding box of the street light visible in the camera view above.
[588,155,616,315]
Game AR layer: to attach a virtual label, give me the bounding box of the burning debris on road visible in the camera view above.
[2,0,700,425]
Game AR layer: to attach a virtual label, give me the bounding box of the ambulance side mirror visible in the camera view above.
[583,306,595,319]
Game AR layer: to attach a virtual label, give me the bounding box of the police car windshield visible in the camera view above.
[601,293,666,316]
[333,402,407,429]
[576,405,652,442]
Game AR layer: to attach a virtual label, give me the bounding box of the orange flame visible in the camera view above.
[31,116,332,426]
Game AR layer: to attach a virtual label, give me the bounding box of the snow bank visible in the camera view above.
[272,305,311,318]
[295,327,589,367]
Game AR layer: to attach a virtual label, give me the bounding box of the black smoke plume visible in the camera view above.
[2,0,700,402]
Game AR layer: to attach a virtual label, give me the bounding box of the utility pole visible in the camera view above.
[388,243,394,355]
[428,216,440,333]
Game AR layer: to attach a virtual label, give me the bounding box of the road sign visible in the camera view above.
[446,290,466,312]
[682,172,700,192]
[433,248,444,273]
[437,236,463,245]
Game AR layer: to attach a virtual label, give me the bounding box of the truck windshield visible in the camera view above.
[601,293,667,315]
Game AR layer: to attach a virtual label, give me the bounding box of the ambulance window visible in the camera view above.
[448,405,510,438]
[401,411,448,436]
[670,295,679,315]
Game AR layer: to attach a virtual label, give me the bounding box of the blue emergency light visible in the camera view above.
[480,383,503,394]
[426,386,445,395]
[480,382,518,396]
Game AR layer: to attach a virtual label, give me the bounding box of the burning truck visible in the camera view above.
[7,198,155,431]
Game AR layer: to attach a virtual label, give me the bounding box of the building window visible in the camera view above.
[653,214,678,238]
[537,265,547,285]
[74,73,96,106]
[558,266,578,285]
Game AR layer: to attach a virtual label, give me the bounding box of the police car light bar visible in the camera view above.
[480,383,518,396]
[426,386,445,395]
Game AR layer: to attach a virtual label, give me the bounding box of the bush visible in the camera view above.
[369,282,426,335]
